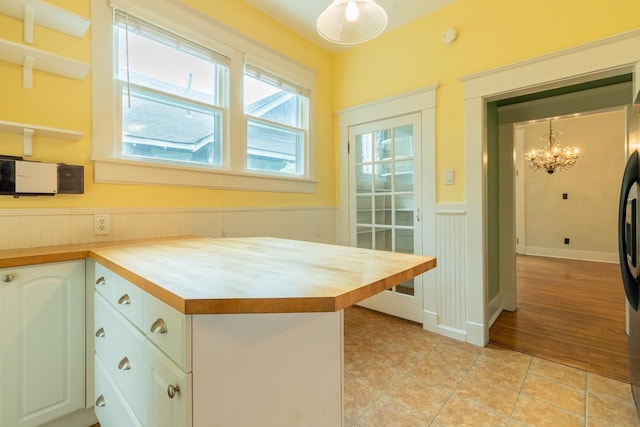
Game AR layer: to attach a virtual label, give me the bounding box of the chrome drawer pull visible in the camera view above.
[95,327,105,338]
[118,293,131,305]
[150,318,168,334]
[167,384,180,399]
[118,357,131,371]
[95,276,106,286]
[95,395,106,407]
[2,274,15,282]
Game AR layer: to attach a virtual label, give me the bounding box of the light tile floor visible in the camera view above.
[344,306,640,426]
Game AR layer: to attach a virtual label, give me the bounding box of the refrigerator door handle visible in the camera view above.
[619,150,640,311]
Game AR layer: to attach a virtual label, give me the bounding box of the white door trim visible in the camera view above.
[461,29,640,346]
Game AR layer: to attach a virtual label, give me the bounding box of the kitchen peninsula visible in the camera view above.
[1,237,436,427]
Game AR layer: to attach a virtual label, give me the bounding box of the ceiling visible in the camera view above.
[242,0,457,53]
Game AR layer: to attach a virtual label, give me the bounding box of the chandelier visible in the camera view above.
[525,119,579,174]
[316,0,388,45]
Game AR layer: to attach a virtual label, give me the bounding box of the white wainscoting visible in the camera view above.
[424,203,469,342]
[0,206,337,251]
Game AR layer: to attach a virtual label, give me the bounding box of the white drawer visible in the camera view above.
[144,294,191,371]
[94,262,115,301]
[94,354,143,427]
[113,275,145,330]
[94,293,146,424]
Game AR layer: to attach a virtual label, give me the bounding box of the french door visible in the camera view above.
[348,113,423,322]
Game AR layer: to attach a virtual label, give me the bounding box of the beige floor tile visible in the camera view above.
[355,396,429,427]
[528,357,587,389]
[409,353,469,389]
[465,361,528,393]
[392,327,443,354]
[479,345,533,371]
[432,396,509,426]
[344,376,383,420]
[521,374,585,415]
[588,372,635,404]
[347,358,406,392]
[587,391,640,426]
[455,373,520,417]
[511,395,584,426]
[369,340,427,372]
[386,375,453,420]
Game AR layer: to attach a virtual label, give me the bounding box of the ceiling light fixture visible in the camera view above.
[316,0,388,45]
[525,119,579,174]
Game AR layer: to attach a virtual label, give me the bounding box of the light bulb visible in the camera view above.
[345,0,359,22]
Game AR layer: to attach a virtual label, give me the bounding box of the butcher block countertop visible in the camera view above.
[0,236,436,315]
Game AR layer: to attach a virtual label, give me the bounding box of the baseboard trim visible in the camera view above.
[465,320,486,346]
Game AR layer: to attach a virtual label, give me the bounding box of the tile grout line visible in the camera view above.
[506,355,534,426]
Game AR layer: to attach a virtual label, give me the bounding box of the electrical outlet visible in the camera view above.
[94,214,110,235]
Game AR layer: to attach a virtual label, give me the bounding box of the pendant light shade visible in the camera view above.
[316,0,388,45]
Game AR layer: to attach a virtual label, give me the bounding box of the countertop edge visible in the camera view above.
[1,237,437,315]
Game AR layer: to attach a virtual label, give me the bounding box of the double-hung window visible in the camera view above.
[114,12,229,168]
[244,65,309,176]
[92,0,317,192]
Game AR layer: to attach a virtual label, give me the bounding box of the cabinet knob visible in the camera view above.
[118,356,131,371]
[167,384,180,399]
[118,293,131,305]
[150,318,168,334]
[95,276,106,286]
[1,274,15,282]
[95,327,106,338]
[95,395,106,407]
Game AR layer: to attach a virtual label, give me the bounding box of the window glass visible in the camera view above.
[115,13,228,167]
[244,66,309,175]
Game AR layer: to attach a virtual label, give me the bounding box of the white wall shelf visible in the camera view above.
[0,38,90,88]
[0,0,90,44]
[0,119,83,156]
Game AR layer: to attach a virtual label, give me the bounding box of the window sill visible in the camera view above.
[93,157,317,193]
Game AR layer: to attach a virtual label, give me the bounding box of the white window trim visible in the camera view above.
[91,0,317,193]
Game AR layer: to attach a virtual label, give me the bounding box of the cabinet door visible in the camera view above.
[146,341,191,427]
[0,260,85,427]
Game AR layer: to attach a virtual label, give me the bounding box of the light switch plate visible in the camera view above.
[444,170,455,185]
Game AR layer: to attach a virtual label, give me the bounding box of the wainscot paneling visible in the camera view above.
[0,207,337,251]
[430,203,468,342]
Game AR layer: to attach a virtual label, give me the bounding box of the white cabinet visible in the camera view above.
[93,262,343,427]
[93,268,192,427]
[145,341,191,427]
[0,260,85,427]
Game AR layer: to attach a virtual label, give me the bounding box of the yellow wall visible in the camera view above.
[0,0,336,209]
[3,0,639,210]
[335,0,640,202]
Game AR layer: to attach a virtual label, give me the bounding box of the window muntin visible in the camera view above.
[244,66,309,175]
[115,12,228,167]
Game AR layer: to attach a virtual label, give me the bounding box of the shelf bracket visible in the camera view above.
[22,54,35,88]
[23,4,35,44]
[22,128,34,156]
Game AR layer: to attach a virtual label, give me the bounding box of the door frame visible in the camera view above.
[338,85,438,327]
[461,29,640,346]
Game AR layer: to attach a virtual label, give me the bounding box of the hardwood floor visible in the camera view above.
[489,255,630,383]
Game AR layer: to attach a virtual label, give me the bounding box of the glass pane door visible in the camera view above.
[349,113,422,322]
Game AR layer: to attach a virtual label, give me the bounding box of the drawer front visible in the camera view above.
[94,262,115,301]
[94,354,143,427]
[94,293,146,424]
[144,294,190,371]
[113,276,145,330]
